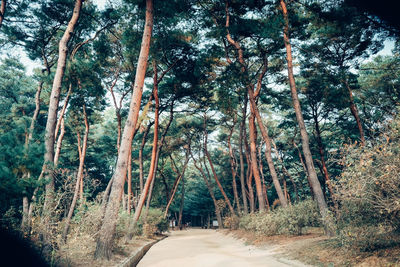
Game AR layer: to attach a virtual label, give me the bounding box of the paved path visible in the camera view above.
[137,229,310,267]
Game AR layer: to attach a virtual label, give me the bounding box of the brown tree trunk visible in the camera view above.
[224,1,283,211]
[62,104,89,241]
[203,117,235,215]
[227,121,241,213]
[271,139,299,202]
[244,130,255,213]
[280,0,331,234]
[178,177,185,230]
[239,98,249,214]
[41,0,83,251]
[127,149,132,213]
[164,153,189,218]
[248,112,266,212]
[21,79,43,233]
[0,0,6,29]
[95,0,153,259]
[139,124,151,193]
[190,151,223,228]
[127,55,161,239]
[312,113,338,211]
[344,80,365,145]
[258,143,270,211]
[248,89,287,208]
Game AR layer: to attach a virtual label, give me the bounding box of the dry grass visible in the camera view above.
[226,228,400,266]
[57,233,155,267]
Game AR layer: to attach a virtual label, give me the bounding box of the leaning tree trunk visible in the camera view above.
[164,154,190,218]
[248,88,288,208]
[344,79,365,145]
[95,0,153,259]
[280,0,332,235]
[40,0,83,253]
[21,79,43,234]
[204,124,236,215]
[139,123,151,193]
[127,55,160,240]
[178,177,185,230]
[62,104,89,241]
[224,1,283,211]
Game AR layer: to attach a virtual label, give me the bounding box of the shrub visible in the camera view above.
[223,215,239,229]
[239,199,321,236]
[140,208,168,237]
[334,118,400,250]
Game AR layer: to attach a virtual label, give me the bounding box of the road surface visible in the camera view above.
[137,229,310,267]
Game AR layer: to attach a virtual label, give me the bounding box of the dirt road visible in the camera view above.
[137,229,310,267]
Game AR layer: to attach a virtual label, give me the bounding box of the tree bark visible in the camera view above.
[280,0,331,234]
[62,103,89,241]
[127,149,132,213]
[95,0,153,259]
[271,139,299,202]
[139,123,151,193]
[178,177,185,230]
[164,153,189,218]
[203,116,235,215]
[224,1,282,211]
[344,79,365,145]
[248,112,266,212]
[238,96,249,214]
[41,0,83,252]
[127,54,161,239]
[227,120,241,213]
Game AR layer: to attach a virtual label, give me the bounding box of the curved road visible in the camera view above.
[138,229,310,267]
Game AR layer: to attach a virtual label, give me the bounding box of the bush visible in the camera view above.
[223,215,239,229]
[239,199,321,236]
[334,118,400,250]
[140,208,168,237]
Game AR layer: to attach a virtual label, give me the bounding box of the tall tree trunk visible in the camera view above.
[344,80,365,145]
[21,80,43,233]
[280,0,331,234]
[164,154,189,218]
[239,98,249,214]
[203,118,235,215]
[258,143,270,211]
[0,0,6,29]
[312,111,337,210]
[127,149,132,213]
[126,54,160,240]
[248,88,287,208]
[227,121,241,213]
[224,1,282,211]
[244,131,255,213]
[41,0,83,252]
[178,177,185,230]
[95,0,153,259]
[139,124,151,193]
[248,112,266,212]
[62,104,89,242]
[190,151,223,228]
[271,139,299,202]
[293,140,313,198]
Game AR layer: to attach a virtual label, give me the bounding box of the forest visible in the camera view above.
[0,0,399,265]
